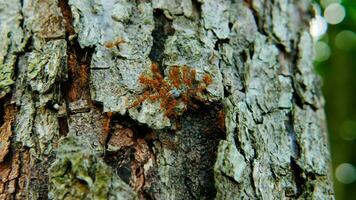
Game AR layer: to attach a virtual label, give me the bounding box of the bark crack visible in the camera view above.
[102,113,156,197]
[59,0,94,105]
[290,158,306,198]
[148,9,174,65]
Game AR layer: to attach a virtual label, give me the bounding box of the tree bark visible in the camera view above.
[0,0,334,199]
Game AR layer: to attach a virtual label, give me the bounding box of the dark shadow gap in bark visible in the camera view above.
[58,116,69,137]
[104,148,135,184]
[290,158,306,198]
[59,0,94,104]
[214,38,230,51]
[292,83,318,111]
[191,0,203,19]
[148,9,175,66]
[102,112,156,198]
[275,43,288,53]
[286,111,300,159]
[245,0,268,36]
[306,172,317,181]
[28,107,40,157]
[290,34,318,111]
[249,169,258,198]
[243,128,258,198]
[240,48,248,63]
[232,114,247,159]
[58,0,75,36]
[223,86,232,98]
[103,111,155,145]
[65,43,94,103]
[146,102,226,200]
[177,102,226,199]
[214,38,231,98]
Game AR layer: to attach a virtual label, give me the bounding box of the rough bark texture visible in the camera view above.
[0,0,334,199]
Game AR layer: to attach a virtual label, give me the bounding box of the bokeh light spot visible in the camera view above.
[324,3,346,25]
[335,163,356,184]
[314,41,331,62]
[310,15,328,38]
[335,30,356,51]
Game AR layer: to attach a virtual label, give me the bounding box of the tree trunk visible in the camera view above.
[0,0,334,199]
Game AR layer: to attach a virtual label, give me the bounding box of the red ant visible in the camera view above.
[129,63,213,118]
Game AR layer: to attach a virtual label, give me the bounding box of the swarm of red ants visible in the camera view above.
[129,63,213,119]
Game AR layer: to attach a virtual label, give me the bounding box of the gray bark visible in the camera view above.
[0,0,334,199]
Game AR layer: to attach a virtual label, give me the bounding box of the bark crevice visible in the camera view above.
[148,9,174,65]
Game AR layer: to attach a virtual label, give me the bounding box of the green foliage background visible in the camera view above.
[315,0,356,199]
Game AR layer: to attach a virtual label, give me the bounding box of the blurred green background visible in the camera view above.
[312,0,356,199]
